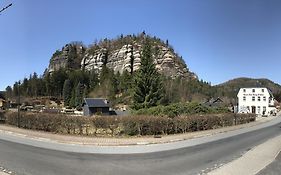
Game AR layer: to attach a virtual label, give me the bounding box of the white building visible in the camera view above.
[237,87,276,115]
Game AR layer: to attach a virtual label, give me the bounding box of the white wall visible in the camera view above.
[237,88,275,115]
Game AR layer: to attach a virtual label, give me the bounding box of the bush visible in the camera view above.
[3,112,256,137]
[133,102,230,117]
[0,111,5,123]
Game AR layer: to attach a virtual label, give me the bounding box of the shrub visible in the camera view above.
[0,111,5,123]
[133,102,230,117]
[3,112,256,137]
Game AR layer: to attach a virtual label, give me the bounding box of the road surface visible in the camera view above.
[0,119,281,175]
[257,150,281,175]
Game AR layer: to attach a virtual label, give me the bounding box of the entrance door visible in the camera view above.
[251,106,256,114]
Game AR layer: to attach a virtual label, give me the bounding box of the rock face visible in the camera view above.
[48,35,197,80]
[48,43,86,73]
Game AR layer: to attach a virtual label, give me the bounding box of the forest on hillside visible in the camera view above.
[4,38,216,109]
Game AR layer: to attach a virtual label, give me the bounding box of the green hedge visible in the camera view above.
[3,112,256,137]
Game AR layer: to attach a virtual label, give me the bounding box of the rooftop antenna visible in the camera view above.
[0,3,12,14]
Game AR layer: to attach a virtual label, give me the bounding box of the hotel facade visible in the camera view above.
[237,87,276,115]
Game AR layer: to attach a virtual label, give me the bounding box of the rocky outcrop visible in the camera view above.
[48,35,197,80]
[81,43,197,79]
[48,43,86,73]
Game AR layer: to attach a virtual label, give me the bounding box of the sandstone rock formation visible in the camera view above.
[48,43,86,73]
[48,35,197,80]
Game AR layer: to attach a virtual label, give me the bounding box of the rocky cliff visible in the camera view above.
[48,42,86,72]
[48,34,197,79]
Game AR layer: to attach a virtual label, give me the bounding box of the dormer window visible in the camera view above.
[243,89,246,93]
[252,89,255,93]
[262,89,264,93]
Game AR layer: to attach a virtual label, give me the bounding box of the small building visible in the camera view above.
[83,98,110,116]
[204,97,224,107]
[0,94,6,110]
[237,87,276,115]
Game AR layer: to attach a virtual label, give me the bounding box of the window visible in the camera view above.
[258,96,261,101]
[252,89,255,93]
[252,96,255,101]
[263,96,266,101]
[262,89,264,93]
[243,96,246,101]
[243,89,246,93]
[257,106,261,114]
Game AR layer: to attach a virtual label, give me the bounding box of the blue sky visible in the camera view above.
[1,0,281,90]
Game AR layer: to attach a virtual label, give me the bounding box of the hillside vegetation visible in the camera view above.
[3,34,281,109]
[214,77,281,102]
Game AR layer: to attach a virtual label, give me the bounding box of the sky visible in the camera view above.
[0,0,281,90]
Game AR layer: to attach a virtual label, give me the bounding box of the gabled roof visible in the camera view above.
[84,98,110,108]
[204,97,224,107]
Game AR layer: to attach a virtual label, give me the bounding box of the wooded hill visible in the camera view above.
[214,77,281,102]
[3,33,281,108]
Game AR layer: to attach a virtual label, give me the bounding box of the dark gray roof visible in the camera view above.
[84,98,110,108]
[204,97,223,104]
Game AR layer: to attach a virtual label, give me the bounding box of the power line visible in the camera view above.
[0,3,12,14]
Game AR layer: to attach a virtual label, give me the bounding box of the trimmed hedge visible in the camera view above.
[3,112,256,137]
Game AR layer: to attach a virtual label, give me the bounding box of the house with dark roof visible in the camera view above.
[83,98,110,116]
[203,97,224,107]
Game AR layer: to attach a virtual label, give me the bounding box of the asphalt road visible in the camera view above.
[1,122,281,175]
[257,148,281,175]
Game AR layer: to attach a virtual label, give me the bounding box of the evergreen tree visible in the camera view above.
[89,70,99,90]
[132,39,163,109]
[109,72,119,101]
[129,45,134,74]
[63,79,72,107]
[120,70,132,93]
[50,69,67,97]
[75,82,84,108]
[70,88,76,108]
[5,86,13,99]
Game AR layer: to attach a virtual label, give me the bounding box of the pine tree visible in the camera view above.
[63,79,72,107]
[120,70,132,93]
[70,88,76,108]
[5,86,13,99]
[89,70,99,90]
[75,82,84,109]
[132,39,163,109]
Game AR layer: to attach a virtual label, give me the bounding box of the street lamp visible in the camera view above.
[17,81,21,128]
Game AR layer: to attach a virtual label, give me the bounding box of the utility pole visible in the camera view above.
[17,81,21,128]
[0,3,12,14]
